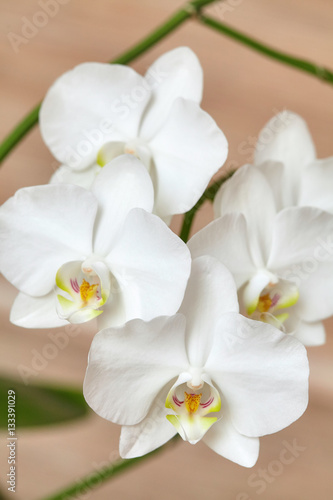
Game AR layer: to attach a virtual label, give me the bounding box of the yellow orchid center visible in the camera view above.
[257,293,272,313]
[80,279,99,303]
[165,381,221,444]
[55,259,111,324]
[244,276,300,332]
[185,392,202,414]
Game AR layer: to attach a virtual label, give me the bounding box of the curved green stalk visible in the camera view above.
[199,14,333,85]
[0,0,218,164]
[180,169,235,243]
[39,436,180,500]
[0,105,41,165]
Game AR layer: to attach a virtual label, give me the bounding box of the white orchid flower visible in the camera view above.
[39,47,228,221]
[189,166,333,346]
[0,155,191,329]
[83,256,309,467]
[254,110,333,212]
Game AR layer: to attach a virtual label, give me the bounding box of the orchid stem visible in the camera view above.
[180,169,235,243]
[2,3,333,164]
[38,436,180,500]
[199,14,333,85]
[0,0,218,165]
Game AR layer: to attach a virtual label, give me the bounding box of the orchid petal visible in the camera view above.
[50,163,101,189]
[214,165,276,266]
[267,207,333,272]
[119,389,177,459]
[106,208,191,320]
[255,160,286,211]
[40,63,151,169]
[188,213,256,288]
[0,184,97,296]
[206,313,309,437]
[203,412,260,467]
[95,275,127,329]
[179,256,238,368]
[149,97,228,217]
[254,111,315,204]
[83,315,188,425]
[296,262,333,322]
[10,291,67,328]
[292,319,326,346]
[91,156,154,256]
[299,158,333,213]
[140,47,203,140]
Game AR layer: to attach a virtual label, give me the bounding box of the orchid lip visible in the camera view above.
[165,374,221,444]
[243,272,299,332]
[55,258,111,324]
[97,140,152,172]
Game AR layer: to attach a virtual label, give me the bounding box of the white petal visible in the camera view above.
[267,207,333,272]
[96,277,127,329]
[50,163,100,189]
[40,63,151,169]
[119,389,177,459]
[188,213,256,288]
[10,291,67,328]
[91,156,154,256]
[292,319,326,346]
[206,313,309,437]
[140,47,203,139]
[254,111,316,204]
[255,160,286,211]
[203,413,259,467]
[83,315,187,425]
[179,256,238,367]
[148,97,228,217]
[106,208,191,320]
[296,262,333,322]
[254,111,315,169]
[214,165,277,266]
[0,184,97,296]
[299,158,333,213]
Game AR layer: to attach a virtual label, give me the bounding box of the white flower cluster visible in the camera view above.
[1,47,332,467]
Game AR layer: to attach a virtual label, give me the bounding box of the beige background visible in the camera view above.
[1,0,333,499]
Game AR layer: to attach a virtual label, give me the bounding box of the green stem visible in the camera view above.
[39,436,179,500]
[0,0,218,165]
[199,14,333,85]
[0,105,41,164]
[180,169,235,242]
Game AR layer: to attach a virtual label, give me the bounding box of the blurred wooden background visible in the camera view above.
[0,0,333,499]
